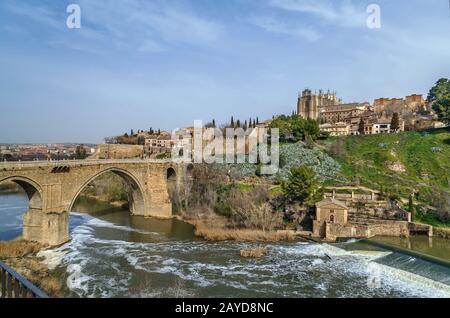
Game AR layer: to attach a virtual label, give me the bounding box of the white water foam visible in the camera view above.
[38,250,68,270]
[41,213,450,298]
[370,262,450,297]
[75,214,160,236]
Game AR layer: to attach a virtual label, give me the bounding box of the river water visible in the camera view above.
[1,193,450,298]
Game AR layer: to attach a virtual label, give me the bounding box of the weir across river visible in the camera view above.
[0,159,192,246]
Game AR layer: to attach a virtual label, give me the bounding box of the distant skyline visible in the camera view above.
[1,0,450,143]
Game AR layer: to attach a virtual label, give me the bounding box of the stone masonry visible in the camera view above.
[0,160,189,246]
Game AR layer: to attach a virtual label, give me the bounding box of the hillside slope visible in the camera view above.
[320,128,450,209]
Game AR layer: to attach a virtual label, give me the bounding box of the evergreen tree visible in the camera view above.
[282,166,324,206]
[409,194,416,221]
[257,117,260,125]
[236,119,241,128]
[244,120,248,130]
[428,78,450,125]
[75,144,87,159]
[253,119,256,128]
[212,119,216,128]
[358,118,365,135]
[131,129,134,136]
[231,116,235,127]
[391,112,400,132]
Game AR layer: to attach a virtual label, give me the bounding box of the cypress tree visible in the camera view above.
[231,116,235,127]
[391,112,400,132]
[409,194,415,221]
[358,118,365,135]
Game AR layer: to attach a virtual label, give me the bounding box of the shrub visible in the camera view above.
[275,143,342,182]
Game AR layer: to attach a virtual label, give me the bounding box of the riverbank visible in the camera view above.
[434,227,450,239]
[79,193,128,209]
[0,240,63,297]
[181,217,297,242]
[0,182,20,194]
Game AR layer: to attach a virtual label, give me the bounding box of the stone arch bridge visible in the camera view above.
[0,160,192,246]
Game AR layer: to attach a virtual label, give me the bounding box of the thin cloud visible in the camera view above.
[2,0,225,54]
[2,0,61,29]
[269,0,367,28]
[137,39,166,53]
[250,16,320,41]
[77,0,225,50]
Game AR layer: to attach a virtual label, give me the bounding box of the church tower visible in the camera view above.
[297,89,340,120]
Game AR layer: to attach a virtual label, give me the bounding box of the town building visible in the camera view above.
[319,122,351,136]
[319,103,369,124]
[145,129,193,158]
[403,114,446,131]
[374,94,428,114]
[297,89,342,120]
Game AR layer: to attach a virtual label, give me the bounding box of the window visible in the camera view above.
[330,214,335,223]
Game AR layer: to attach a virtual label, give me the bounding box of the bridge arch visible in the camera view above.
[0,176,43,210]
[167,167,177,181]
[68,167,147,216]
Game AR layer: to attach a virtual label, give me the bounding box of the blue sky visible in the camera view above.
[1,0,449,143]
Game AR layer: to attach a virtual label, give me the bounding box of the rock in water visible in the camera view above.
[240,248,267,258]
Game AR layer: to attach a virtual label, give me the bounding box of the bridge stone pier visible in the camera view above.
[0,160,190,246]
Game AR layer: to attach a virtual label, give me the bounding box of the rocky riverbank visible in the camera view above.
[0,240,64,297]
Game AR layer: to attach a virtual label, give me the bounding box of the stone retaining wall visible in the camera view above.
[89,144,144,160]
[433,228,450,239]
[324,220,410,241]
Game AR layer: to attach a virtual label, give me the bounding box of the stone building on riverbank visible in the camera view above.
[312,186,419,241]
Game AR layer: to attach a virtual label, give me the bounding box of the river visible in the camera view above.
[1,192,450,298]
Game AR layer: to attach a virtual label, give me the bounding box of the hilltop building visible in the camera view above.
[374,94,428,114]
[297,89,342,120]
[296,88,436,136]
[145,129,193,158]
[319,103,369,124]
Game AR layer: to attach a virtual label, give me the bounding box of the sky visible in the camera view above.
[1,0,450,144]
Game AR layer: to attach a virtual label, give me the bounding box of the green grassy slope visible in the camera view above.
[320,128,450,205]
